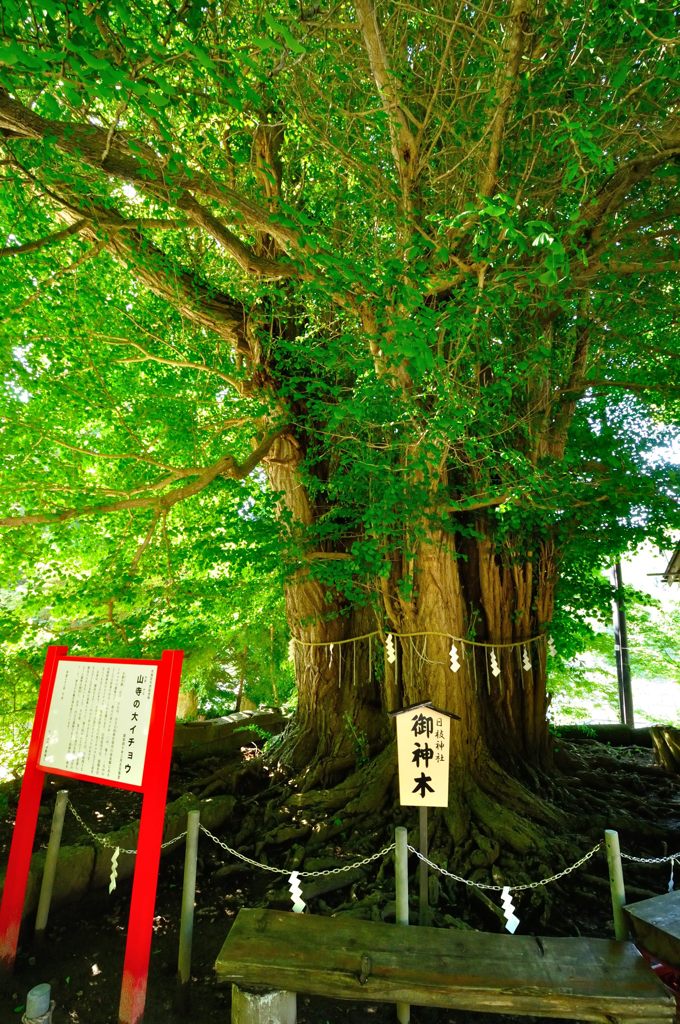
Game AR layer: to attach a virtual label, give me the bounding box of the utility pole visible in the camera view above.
[611,560,634,727]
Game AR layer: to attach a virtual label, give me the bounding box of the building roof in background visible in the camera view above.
[662,545,680,584]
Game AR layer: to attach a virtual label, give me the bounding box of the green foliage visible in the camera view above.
[549,573,680,724]
[342,712,370,769]
[0,0,677,749]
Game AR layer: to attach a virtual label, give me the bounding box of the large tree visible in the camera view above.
[0,1,678,840]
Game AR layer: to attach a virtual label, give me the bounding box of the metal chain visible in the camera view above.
[621,850,680,865]
[67,800,186,854]
[66,797,676,892]
[407,841,604,893]
[199,823,395,877]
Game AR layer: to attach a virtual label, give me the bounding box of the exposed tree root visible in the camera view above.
[177,733,679,935]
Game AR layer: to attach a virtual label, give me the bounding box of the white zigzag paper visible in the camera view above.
[490,650,501,677]
[386,633,396,665]
[501,886,520,933]
[669,858,675,893]
[522,646,531,671]
[109,846,120,895]
[547,637,557,657]
[449,642,461,673]
[289,871,306,913]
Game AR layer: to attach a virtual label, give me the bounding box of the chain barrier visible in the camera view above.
[65,799,679,897]
[199,823,396,877]
[407,840,604,893]
[621,850,680,865]
[67,799,187,855]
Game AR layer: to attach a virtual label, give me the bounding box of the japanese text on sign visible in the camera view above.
[395,706,451,808]
[39,660,156,787]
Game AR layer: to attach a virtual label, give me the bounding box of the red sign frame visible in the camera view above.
[0,645,184,1024]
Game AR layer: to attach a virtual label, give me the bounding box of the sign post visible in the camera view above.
[0,645,183,1024]
[392,702,457,925]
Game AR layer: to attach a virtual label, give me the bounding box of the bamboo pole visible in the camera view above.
[394,826,410,1024]
[177,809,201,1005]
[34,790,68,945]
[419,806,429,926]
[605,829,628,940]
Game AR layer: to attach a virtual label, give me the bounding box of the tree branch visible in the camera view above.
[576,259,680,279]
[353,0,419,195]
[0,218,86,256]
[0,87,296,279]
[580,131,680,245]
[54,206,254,363]
[98,336,251,394]
[0,429,286,528]
[479,0,530,198]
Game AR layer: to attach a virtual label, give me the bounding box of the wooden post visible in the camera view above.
[611,561,635,728]
[231,985,296,1024]
[605,829,628,940]
[25,982,51,1021]
[394,826,410,1024]
[34,789,69,945]
[176,808,200,1006]
[419,807,429,926]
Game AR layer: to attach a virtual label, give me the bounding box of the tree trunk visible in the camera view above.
[283,574,388,785]
[265,434,388,785]
[266,437,554,795]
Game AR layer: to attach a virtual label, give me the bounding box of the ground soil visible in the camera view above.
[1,734,679,1024]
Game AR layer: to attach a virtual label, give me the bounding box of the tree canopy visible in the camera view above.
[0,0,678,772]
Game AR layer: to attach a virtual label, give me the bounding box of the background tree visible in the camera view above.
[0,2,678,847]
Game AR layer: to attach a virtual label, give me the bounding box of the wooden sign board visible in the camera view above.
[393,703,453,808]
[39,660,156,788]
[0,646,183,1024]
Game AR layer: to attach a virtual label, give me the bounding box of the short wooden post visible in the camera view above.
[605,829,628,940]
[177,808,200,1006]
[394,826,410,1024]
[25,982,51,1021]
[34,790,69,945]
[231,985,296,1024]
[419,806,429,926]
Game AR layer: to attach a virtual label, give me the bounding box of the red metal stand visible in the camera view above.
[118,648,183,1024]
[0,645,183,1024]
[0,645,67,971]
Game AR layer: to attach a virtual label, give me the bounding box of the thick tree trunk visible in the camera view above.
[266,437,554,791]
[387,528,554,775]
[265,434,388,784]
[284,575,388,785]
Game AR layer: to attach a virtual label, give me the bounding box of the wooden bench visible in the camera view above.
[626,890,680,970]
[215,908,675,1024]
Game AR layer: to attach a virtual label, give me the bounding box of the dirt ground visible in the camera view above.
[1,736,679,1024]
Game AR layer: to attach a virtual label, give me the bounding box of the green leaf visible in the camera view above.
[186,43,217,72]
[610,62,628,89]
[263,13,306,54]
[251,36,283,52]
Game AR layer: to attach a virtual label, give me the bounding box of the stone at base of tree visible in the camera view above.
[173,709,288,763]
[231,985,296,1024]
[556,724,653,747]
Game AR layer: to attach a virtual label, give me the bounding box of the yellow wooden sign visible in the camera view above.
[394,703,452,808]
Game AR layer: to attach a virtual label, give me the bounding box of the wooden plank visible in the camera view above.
[626,890,680,968]
[215,910,674,1023]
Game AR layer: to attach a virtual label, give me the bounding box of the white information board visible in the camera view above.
[39,660,156,787]
[395,705,451,807]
